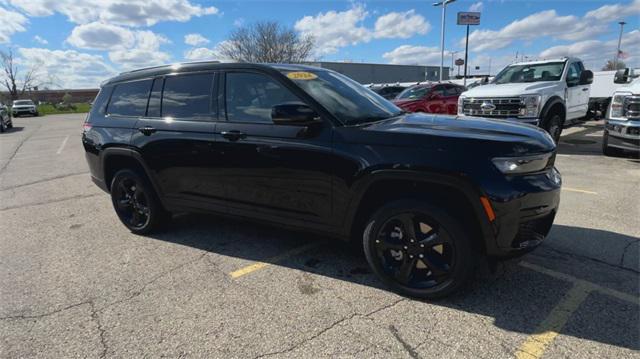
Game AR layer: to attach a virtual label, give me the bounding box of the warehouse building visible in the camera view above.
[305,61,449,84]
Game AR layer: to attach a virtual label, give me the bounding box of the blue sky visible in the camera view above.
[1,0,639,88]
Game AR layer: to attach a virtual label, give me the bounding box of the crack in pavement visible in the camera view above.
[90,301,109,359]
[389,324,420,359]
[0,124,42,176]
[542,245,640,274]
[0,171,90,192]
[252,298,406,359]
[0,300,93,321]
[0,193,102,211]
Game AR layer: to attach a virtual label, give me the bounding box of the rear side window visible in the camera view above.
[107,80,152,117]
[162,74,214,119]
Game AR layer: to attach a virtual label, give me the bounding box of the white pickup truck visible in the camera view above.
[458,57,593,142]
[602,77,640,156]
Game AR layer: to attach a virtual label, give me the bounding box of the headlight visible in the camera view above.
[609,92,631,120]
[492,153,552,174]
[457,96,465,116]
[519,95,541,118]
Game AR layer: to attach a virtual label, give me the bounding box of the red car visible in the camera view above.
[393,83,465,115]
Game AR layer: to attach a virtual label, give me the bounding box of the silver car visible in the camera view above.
[12,99,39,117]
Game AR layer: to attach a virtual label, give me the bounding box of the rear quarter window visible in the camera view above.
[90,85,114,116]
[107,80,152,117]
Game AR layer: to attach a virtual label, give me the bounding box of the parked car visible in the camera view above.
[0,103,13,132]
[603,77,640,156]
[458,57,594,143]
[371,85,406,100]
[393,83,465,115]
[12,99,39,117]
[83,63,560,299]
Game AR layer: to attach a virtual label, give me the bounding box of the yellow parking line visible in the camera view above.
[515,261,640,359]
[515,281,592,359]
[229,242,322,279]
[562,187,598,195]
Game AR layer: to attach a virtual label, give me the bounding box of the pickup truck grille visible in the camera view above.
[462,97,522,118]
[624,95,640,119]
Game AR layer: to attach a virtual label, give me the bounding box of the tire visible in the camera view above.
[362,200,475,299]
[0,119,4,133]
[542,111,564,144]
[602,131,622,157]
[110,169,170,235]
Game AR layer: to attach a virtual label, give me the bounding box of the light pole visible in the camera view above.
[433,0,456,82]
[614,21,626,69]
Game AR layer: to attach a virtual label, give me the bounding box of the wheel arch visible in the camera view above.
[344,170,496,255]
[541,96,566,122]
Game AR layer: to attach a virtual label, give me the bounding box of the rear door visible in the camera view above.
[213,70,334,229]
[132,72,225,212]
[425,85,446,113]
[442,84,461,115]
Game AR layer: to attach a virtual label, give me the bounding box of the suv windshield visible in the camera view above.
[14,100,34,106]
[281,69,402,125]
[493,62,565,84]
[397,86,431,100]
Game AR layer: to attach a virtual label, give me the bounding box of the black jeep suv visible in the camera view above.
[83,63,561,298]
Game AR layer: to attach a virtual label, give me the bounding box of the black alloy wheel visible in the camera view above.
[544,113,563,144]
[110,169,168,234]
[363,200,474,299]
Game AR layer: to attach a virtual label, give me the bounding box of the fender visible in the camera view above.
[100,147,169,209]
[540,96,565,122]
[341,169,497,254]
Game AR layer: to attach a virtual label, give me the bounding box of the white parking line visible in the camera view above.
[56,135,69,155]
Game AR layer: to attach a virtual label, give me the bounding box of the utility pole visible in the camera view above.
[433,0,456,82]
[614,21,626,69]
[450,50,458,75]
[463,24,469,86]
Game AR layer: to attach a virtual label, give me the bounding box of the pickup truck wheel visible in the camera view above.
[362,200,474,299]
[542,113,563,144]
[110,169,170,235]
[602,131,622,157]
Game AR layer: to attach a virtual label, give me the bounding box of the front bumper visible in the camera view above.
[459,114,540,126]
[484,167,561,257]
[605,119,640,152]
[13,107,37,115]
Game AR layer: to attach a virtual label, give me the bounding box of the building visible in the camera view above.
[305,61,450,84]
[1,89,99,104]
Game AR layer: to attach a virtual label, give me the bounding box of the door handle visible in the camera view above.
[221,130,247,141]
[138,126,157,136]
[582,88,589,91]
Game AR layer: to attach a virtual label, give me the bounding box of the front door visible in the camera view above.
[213,70,334,229]
[565,62,589,120]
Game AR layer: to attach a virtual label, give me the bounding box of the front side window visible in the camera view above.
[107,80,152,117]
[225,72,300,123]
[566,63,582,87]
[162,74,214,119]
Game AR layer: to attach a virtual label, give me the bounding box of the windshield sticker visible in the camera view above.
[286,71,318,80]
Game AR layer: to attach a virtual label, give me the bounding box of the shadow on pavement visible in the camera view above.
[145,213,640,352]
[2,126,24,133]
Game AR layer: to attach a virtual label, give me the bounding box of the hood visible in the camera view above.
[463,81,560,98]
[357,113,555,155]
[393,98,422,107]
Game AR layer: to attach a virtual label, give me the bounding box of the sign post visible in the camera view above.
[457,12,480,87]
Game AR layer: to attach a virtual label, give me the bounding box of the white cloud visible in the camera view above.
[374,10,430,39]
[108,30,171,69]
[0,6,28,43]
[585,0,640,22]
[382,45,450,65]
[17,47,117,88]
[295,5,431,56]
[184,33,209,46]
[184,41,233,62]
[8,0,218,27]
[469,2,483,12]
[33,35,48,45]
[295,5,371,55]
[539,30,640,69]
[67,22,135,50]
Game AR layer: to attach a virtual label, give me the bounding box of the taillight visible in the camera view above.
[82,123,92,132]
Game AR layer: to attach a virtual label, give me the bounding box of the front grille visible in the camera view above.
[462,97,522,118]
[624,95,640,119]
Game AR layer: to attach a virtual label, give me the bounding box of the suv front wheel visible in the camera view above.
[110,169,170,234]
[362,200,475,299]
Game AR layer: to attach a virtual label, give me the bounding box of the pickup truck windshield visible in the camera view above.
[282,70,402,125]
[397,86,432,100]
[493,62,565,84]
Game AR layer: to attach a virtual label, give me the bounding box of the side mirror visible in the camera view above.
[579,70,593,85]
[271,103,321,126]
[614,68,629,84]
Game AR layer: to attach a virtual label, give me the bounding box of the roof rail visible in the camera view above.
[118,60,223,75]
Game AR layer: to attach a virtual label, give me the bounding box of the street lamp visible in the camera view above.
[433,0,456,82]
[614,21,626,69]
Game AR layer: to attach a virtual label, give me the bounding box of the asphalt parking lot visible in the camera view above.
[1,114,638,358]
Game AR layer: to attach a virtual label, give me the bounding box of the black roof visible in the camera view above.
[105,62,325,85]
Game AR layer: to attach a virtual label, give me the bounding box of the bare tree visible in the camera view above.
[602,59,626,71]
[0,49,47,101]
[219,21,315,63]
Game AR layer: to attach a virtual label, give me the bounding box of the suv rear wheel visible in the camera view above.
[362,200,475,299]
[110,169,170,234]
